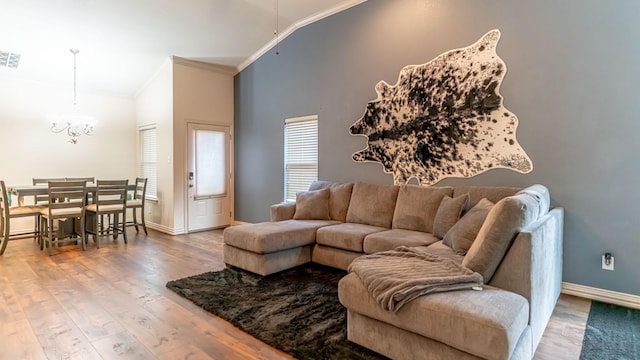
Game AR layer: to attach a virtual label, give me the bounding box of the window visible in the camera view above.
[284,115,318,202]
[139,126,157,200]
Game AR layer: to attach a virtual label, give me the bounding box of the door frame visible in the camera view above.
[184,120,234,233]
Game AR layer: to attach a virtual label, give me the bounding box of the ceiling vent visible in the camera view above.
[0,51,21,69]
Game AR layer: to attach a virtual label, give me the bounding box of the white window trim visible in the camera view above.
[139,124,158,201]
[284,115,318,202]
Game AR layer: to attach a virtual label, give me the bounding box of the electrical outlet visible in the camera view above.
[601,253,614,271]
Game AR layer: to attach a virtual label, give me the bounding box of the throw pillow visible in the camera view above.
[293,188,331,220]
[442,198,494,255]
[462,196,527,281]
[308,181,354,222]
[432,194,470,239]
[391,185,453,233]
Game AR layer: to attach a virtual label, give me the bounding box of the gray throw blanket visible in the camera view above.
[348,246,484,312]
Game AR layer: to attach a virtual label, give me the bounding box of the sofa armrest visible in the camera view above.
[270,201,296,221]
[488,207,564,351]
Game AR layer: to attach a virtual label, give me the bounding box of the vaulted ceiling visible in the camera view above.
[0,0,365,96]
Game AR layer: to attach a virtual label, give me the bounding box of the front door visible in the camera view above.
[186,122,231,232]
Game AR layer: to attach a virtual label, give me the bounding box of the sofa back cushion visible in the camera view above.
[432,194,471,239]
[443,198,494,255]
[461,184,551,281]
[309,181,354,222]
[462,196,529,281]
[346,182,399,228]
[392,185,453,233]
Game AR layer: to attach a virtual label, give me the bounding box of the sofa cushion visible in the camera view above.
[346,182,399,228]
[391,185,453,233]
[363,229,440,254]
[223,219,338,254]
[339,273,529,360]
[432,193,470,239]
[316,223,387,253]
[443,198,494,255]
[414,241,465,263]
[309,180,354,222]
[293,188,331,220]
[462,196,528,281]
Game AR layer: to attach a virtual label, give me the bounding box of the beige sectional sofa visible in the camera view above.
[223,181,563,360]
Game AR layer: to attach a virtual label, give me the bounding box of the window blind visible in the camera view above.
[139,126,157,200]
[284,116,318,202]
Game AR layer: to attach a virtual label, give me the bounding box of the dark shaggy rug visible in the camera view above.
[580,300,640,360]
[166,264,388,360]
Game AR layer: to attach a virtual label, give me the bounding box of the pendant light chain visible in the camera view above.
[71,48,79,109]
[274,0,279,55]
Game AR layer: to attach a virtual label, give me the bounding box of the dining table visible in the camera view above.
[8,184,137,206]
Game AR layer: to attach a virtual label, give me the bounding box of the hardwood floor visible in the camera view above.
[0,229,590,359]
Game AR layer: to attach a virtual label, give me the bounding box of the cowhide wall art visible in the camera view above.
[349,29,532,185]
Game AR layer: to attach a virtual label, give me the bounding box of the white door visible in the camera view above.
[187,123,231,232]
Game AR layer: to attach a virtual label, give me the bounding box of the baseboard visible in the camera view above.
[146,223,185,235]
[562,282,640,310]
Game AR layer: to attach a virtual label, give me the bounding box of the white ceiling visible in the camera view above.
[0,0,365,97]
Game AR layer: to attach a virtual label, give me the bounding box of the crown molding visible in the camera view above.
[237,0,368,72]
[172,56,238,76]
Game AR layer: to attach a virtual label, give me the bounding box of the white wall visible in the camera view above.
[172,59,234,233]
[133,57,234,234]
[0,74,137,232]
[0,76,136,184]
[134,59,174,232]
[1,57,234,235]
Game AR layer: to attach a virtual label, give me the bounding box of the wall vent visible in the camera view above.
[0,51,21,69]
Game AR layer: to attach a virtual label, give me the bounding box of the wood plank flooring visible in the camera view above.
[0,229,590,359]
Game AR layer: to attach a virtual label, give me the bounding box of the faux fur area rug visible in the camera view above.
[580,300,640,360]
[166,264,387,360]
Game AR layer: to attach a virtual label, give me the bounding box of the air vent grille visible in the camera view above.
[0,51,21,69]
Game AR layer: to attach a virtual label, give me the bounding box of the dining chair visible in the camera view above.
[85,180,128,248]
[0,181,45,255]
[65,177,95,184]
[125,177,148,235]
[32,177,66,205]
[32,177,66,240]
[39,181,88,255]
[65,177,96,203]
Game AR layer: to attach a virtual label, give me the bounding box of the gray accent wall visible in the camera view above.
[234,0,640,295]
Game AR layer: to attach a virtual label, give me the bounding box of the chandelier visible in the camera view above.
[50,48,95,144]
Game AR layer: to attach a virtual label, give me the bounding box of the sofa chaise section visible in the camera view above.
[223,219,338,275]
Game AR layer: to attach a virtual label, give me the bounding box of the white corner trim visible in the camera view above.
[562,282,640,310]
[237,0,368,72]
